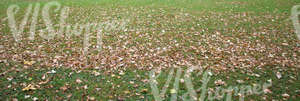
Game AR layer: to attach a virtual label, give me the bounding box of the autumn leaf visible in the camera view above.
[92,70,100,76]
[276,72,282,79]
[60,85,69,91]
[282,93,290,98]
[170,89,176,94]
[124,90,130,94]
[76,78,82,83]
[24,61,36,65]
[22,84,36,91]
[38,79,50,85]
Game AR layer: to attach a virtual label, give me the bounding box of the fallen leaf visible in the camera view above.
[76,78,82,83]
[119,71,125,75]
[38,78,50,85]
[60,85,68,91]
[12,98,18,101]
[170,89,176,94]
[67,94,72,98]
[32,97,38,101]
[124,90,130,94]
[47,70,56,74]
[93,71,100,76]
[24,95,30,99]
[141,89,148,93]
[88,96,95,100]
[180,79,184,83]
[236,80,244,84]
[276,72,282,79]
[282,93,290,98]
[83,85,88,89]
[24,61,36,65]
[215,79,226,86]
[263,89,272,93]
[22,84,36,91]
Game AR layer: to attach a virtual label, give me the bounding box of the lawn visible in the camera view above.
[0,0,299,100]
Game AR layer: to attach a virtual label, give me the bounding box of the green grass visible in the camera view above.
[0,0,300,100]
[1,0,300,13]
[0,62,299,100]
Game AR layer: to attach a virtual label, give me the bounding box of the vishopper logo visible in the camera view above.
[291,5,300,40]
[6,1,128,53]
[149,66,272,101]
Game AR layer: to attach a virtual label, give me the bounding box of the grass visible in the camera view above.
[0,0,300,100]
[0,62,299,100]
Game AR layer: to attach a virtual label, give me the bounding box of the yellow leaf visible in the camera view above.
[124,90,130,94]
[111,74,115,77]
[22,84,36,91]
[141,89,148,93]
[24,61,36,65]
[170,89,176,94]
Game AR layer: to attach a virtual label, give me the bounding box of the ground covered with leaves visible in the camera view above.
[0,0,300,100]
